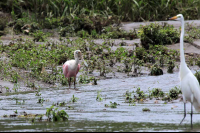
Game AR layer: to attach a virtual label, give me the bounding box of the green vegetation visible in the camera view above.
[125,90,136,106]
[142,108,150,112]
[168,86,182,100]
[96,90,103,102]
[46,105,69,122]
[71,95,79,103]
[105,101,118,108]
[37,97,45,104]
[185,22,200,43]
[139,23,179,49]
[1,0,200,23]
[124,86,182,104]
[150,64,163,76]
[1,0,200,40]
[149,88,164,98]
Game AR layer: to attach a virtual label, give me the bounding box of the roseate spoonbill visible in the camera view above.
[63,50,88,89]
[169,14,200,129]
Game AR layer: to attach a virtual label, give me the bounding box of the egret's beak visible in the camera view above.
[168,16,177,20]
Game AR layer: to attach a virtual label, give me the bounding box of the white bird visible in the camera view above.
[63,50,88,89]
[169,14,200,128]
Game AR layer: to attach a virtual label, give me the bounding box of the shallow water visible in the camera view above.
[1,20,200,132]
[1,71,200,132]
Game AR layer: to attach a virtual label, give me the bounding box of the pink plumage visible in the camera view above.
[63,63,80,78]
[63,50,82,89]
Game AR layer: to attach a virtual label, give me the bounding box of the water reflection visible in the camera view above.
[0,118,198,132]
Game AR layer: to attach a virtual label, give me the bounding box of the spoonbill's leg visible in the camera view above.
[74,77,76,89]
[68,77,71,89]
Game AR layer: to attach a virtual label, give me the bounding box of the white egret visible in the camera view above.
[169,14,200,128]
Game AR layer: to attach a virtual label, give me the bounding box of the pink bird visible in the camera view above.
[63,50,85,89]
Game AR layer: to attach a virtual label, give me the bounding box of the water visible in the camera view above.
[1,72,200,132]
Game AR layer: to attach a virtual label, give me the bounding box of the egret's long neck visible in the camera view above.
[180,19,185,64]
[179,17,190,80]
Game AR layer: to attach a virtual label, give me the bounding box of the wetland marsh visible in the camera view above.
[1,0,200,132]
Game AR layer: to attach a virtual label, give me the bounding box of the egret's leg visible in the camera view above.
[190,94,194,129]
[180,103,186,125]
[191,102,193,129]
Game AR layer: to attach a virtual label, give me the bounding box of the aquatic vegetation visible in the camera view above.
[168,86,182,100]
[96,90,103,102]
[35,88,41,96]
[35,91,41,96]
[125,90,133,101]
[53,101,67,107]
[59,102,66,107]
[37,97,45,104]
[150,64,163,76]
[3,115,8,117]
[124,89,146,104]
[5,86,10,93]
[46,105,69,122]
[13,83,20,93]
[149,88,164,98]
[71,95,79,103]
[0,29,187,90]
[105,101,118,108]
[134,87,147,100]
[90,77,98,85]
[78,75,90,84]
[26,82,36,89]
[142,108,150,112]
[14,98,25,105]
[14,110,18,114]
[125,90,136,106]
[167,59,175,73]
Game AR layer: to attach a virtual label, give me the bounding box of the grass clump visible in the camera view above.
[139,23,179,49]
[142,108,150,112]
[149,88,164,98]
[169,86,182,100]
[105,102,118,108]
[162,86,182,101]
[150,64,163,76]
[46,105,69,122]
[185,22,200,43]
[71,95,79,103]
[96,90,103,102]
